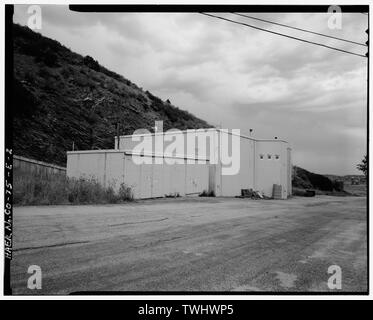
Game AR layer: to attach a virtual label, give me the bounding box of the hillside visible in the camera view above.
[12,24,211,166]
[292,166,345,193]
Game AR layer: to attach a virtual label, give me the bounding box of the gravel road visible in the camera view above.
[11,196,367,294]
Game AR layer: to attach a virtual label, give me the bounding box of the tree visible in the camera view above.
[357,155,368,177]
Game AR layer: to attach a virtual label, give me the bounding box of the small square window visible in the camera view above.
[259,154,264,159]
[275,155,280,160]
[267,154,272,160]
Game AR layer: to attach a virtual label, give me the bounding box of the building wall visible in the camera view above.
[67,151,124,189]
[14,155,66,176]
[118,129,218,161]
[287,147,292,196]
[67,150,210,199]
[255,141,289,198]
[117,130,291,199]
[218,135,255,197]
[68,129,292,199]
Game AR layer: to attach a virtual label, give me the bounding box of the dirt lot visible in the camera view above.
[11,195,367,294]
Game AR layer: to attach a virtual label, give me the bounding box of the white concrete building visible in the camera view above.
[67,128,292,199]
[67,149,211,199]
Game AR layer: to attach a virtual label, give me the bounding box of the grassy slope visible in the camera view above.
[292,165,349,194]
[13,24,211,166]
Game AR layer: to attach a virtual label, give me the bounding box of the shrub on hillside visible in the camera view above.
[100,67,126,82]
[35,48,59,67]
[19,39,42,56]
[61,65,74,79]
[136,94,147,104]
[13,79,38,117]
[24,71,35,84]
[22,38,60,67]
[146,90,163,105]
[83,55,100,72]
[38,66,53,78]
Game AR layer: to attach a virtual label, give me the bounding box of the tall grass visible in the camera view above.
[13,168,133,206]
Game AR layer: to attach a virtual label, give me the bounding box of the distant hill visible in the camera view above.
[324,174,365,183]
[12,24,211,166]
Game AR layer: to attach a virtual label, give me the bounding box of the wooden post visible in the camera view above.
[116,122,120,149]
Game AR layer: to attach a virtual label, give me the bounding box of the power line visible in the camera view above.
[200,13,367,58]
[231,12,366,47]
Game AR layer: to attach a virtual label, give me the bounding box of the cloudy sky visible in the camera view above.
[14,5,368,175]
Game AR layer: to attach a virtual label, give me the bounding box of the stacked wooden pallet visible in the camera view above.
[272,184,283,199]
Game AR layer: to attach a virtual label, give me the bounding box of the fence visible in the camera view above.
[13,155,66,176]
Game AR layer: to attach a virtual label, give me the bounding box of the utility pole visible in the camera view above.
[84,96,108,150]
[107,115,122,149]
[366,15,369,190]
[116,121,120,149]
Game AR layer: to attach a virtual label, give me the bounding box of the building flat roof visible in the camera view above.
[66,149,210,161]
[117,128,289,143]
